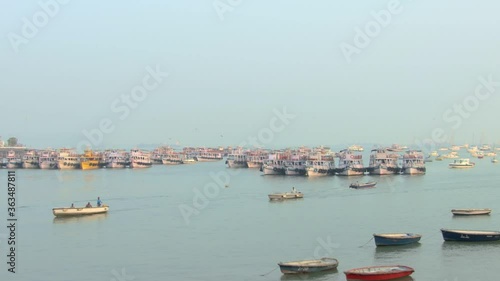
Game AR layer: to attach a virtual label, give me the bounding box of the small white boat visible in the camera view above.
[449,158,475,168]
[268,191,303,200]
[492,158,498,163]
[451,208,491,216]
[53,205,109,217]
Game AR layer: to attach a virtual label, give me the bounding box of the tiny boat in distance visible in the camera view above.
[268,192,303,200]
[451,208,491,216]
[344,265,414,280]
[373,233,422,246]
[441,229,500,242]
[449,158,475,168]
[350,181,377,189]
[278,257,338,274]
[492,158,498,163]
[53,205,109,217]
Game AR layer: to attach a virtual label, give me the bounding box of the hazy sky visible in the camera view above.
[2,1,500,150]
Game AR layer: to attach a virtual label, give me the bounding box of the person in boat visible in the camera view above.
[292,187,296,193]
[71,203,74,208]
[97,197,102,207]
[85,202,92,208]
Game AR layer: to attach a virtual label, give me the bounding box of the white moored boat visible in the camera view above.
[337,149,364,176]
[401,150,426,175]
[305,155,335,177]
[129,149,152,168]
[39,150,58,169]
[52,205,109,217]
[22,150,40,169]
[449,158,475,168]
[368,148,400,175]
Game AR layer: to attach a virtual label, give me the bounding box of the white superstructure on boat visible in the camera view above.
[22,150,39,169]
[39,150,58,169]
[57,149,80,169]
[368,148,399,175]
[337,149,364,176]
[305,155,335,177]
[226,151,248,168]
[129,149,152,168]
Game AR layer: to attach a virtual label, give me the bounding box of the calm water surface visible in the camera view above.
[1,156,499,281]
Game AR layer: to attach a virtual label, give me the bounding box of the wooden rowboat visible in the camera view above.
[52,205,109,217]
[278,257,338,274]
[373,233,422,246]
[451,208,491,216]
[441,229,500,242]
[344,265,414,280]
[350,181,377,189]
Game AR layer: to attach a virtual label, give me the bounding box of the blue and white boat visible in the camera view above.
[278,257,339,274]
[373,233,422,246]
[441,229,500,242]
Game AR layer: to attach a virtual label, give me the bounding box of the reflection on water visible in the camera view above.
[441,240,500,252]
[279,269,339,281]
[53,213,109,224]
[268,198,305,204]
[374,243,422,259]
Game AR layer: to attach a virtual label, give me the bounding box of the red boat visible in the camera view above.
[344,265,414,280]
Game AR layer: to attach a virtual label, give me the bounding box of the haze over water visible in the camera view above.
[1,154,499,281]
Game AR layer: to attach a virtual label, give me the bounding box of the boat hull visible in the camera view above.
[53,206,109,217]
[402,167,426,175]
[22,161,39,169]
[246,161,262,169]
[441,229,500,242]
[278,258,338,274]
[451,209,491,216]
[338,167,364,176]
[39,161,58,169]
[130,162,152,168]
[285,168,307,176]
[262,166,285,175]
[268,192,303,200]
[373,234,422,246]
[344,265,414,281]
[345,271,413,280]
[81,161,100,170]
[226,160,248,168]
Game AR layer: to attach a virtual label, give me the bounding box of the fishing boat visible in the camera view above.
[225,152,248,168]
[440,229,500,242]
[52,205,109,217]
[344,265,414,280]
[451,209,491,216]
[278,257,338,274]
[449,158,475,168]
[373,233,422,246]
[350,181,377,189]
[268,188,303,200]
[492,158,498,163]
